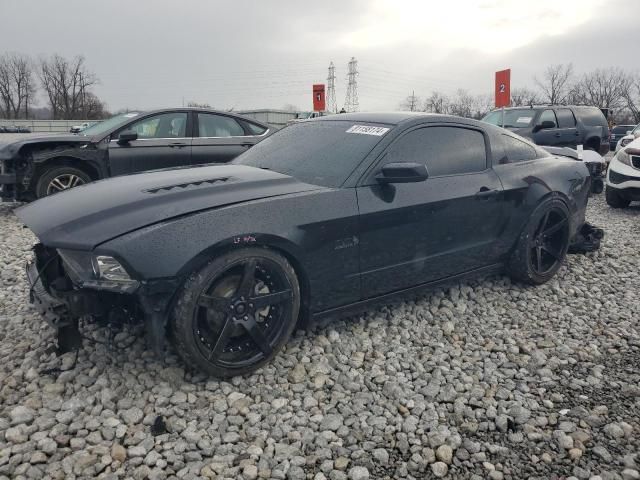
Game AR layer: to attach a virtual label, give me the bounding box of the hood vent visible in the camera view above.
[144,177,232,194]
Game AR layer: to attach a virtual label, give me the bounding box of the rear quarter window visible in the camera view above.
[495,134,545,164]
[576,108,608,128]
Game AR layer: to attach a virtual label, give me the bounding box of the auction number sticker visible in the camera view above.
[516,116,532,124]
[346,125,390,136]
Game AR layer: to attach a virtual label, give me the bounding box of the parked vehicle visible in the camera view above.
[0,108,270,201]
[70,122,95,134]
[287,111,328,125]
[542,146,606,194]
[614,124,640,153]
[18,113,602,377]
[605,137,640,208]
[482,105,610,155]
[610,124,636,151]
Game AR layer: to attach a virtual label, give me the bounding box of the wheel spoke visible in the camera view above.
[50,177,67,191]
[241,315,273,355]
[208,317,234,360]
[198,294,231,311]
[236,259,257,297]
[250,289,291,309]
[537,211,550,236]
[535,246,543,272]
[542,245,562,261]
[543,217,567,236]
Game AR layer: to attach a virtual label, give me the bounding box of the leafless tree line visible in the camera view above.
[401,64,640,123]
[0,53,107,120]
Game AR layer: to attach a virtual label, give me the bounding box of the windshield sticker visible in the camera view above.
[124,113,139,118]
[346,125,390,136]
[516,116,532,124]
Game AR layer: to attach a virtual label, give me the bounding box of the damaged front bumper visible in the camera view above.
[26,244,178,355]
[569,222,604,254]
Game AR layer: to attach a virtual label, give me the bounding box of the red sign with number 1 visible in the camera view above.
[495,69,511,108]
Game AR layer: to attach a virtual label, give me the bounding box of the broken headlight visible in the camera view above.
[57,249,139,293]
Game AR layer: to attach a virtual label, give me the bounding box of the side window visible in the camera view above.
[500,134,538,163]
[198,113,245,137]
[577,107,608,128]
[383,126,487,176]
[556,109,576,128]
[240,120,267,135]
[538,109,557,127]
[126,113,187,139]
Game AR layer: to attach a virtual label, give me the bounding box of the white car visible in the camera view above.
[615,123,640,153]
[606,136,640,208]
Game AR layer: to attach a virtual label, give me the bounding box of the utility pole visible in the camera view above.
[327,62,337,113]
[344,57,359,112]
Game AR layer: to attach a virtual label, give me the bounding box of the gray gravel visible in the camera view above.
[0,194,639,480]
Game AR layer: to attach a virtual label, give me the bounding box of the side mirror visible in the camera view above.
[117,130,138,144]
[533,120,556,133]
[376,162,428,184]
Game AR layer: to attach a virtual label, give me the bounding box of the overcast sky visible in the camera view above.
[1,0,639,112]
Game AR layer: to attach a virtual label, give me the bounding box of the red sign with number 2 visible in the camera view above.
[495,69,511,108]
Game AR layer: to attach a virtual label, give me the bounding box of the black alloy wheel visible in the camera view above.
[507,198,571,285]
[172,248,300,377]
[528,207,570,276]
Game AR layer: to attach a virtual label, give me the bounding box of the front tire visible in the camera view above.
[507,198,571,285]
[605,186,630,208]
[171,248,300,377]
[35,166,91,198]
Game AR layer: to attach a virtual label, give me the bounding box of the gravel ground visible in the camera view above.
[0,195,639,480]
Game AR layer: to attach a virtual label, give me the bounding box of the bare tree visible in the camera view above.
[39,54,100,119]
[399,91,420,111]
[622,73,640,123]
[510,87,540,107]
[534,63,574,105]
[423,91,450,114]
[571,68,631,110]
[0,53,37,119]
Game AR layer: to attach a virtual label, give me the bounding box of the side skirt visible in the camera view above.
[310,263,504,327]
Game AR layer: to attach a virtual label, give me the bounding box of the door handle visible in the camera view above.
[475,187,499,201]
[554,133,561,137]
[169,142,188,148]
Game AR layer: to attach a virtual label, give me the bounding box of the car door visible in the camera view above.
[555,108,579,148]
[191,112,261,165]
[532,109,563,147]
[108,111,192,175]
[356,124,506,298]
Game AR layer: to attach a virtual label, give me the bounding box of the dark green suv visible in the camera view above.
[482,105,609,155]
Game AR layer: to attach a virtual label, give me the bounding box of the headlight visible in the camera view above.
[92,255,133,282]
[57,249,139,293]
[615,149,632,167]
[621,138,632,147]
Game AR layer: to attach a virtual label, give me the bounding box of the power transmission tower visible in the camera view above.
[344,57,359,112]
[327,62,337,113]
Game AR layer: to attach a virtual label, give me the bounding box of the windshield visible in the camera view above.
[80,112,142,137]
[234,121,390,188]
[612,126,635,134]
[482,109,538,128]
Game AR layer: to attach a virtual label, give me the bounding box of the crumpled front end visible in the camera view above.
[26,243,177,355]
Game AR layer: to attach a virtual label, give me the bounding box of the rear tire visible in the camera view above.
[605,186,630,208]
[507,198,571,285]
[171,248,300,377]
[35,166,91,198]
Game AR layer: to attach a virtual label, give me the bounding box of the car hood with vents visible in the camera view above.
[16,164,324,249]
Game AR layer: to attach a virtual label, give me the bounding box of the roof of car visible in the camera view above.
[496,105,603,111]
[316,111,462,125]
[132,107,269,126]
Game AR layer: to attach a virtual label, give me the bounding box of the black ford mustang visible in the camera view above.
[0,108,269,201]
[17,113,602,377]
